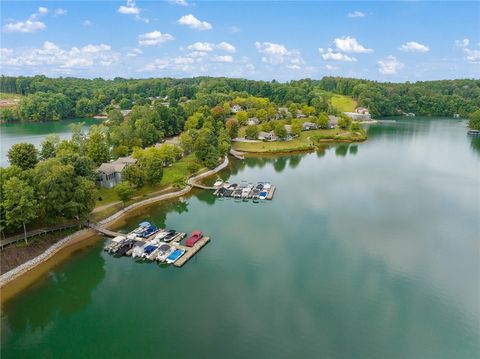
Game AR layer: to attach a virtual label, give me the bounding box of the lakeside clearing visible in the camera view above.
[233,128,367,154]
[330,94,357,112]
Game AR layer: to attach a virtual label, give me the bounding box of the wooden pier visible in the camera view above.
[266,186,276,200]
[172,236,210,267]
[88,224,125,238]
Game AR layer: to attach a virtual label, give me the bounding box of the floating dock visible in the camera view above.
[171,236,210,267]
[213,184,276,201]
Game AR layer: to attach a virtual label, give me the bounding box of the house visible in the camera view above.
[296,112,307,119]
[258,131,277,141]
[328,115,339,129]
[247,117,260,126]
[343,111,371,121]
[97,156,137,188]
[231,104,242,113]
[355,107,369,115]
[302,122,318,131]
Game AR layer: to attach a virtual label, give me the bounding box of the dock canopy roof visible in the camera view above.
[139,221,151,227]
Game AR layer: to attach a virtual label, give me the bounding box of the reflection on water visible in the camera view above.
[1,118,479,359]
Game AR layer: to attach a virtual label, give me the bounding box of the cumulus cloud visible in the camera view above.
[117,0,149,22]
[455,39,480,63]
[348,11,365,18]
[178,14,212,31]
[255,41,305,69]
[319,48,357,62]
[3,7,50,33]
[169,0,189,6]
[127,48,142,57]
[0,41,120,70]
[334,36,372,53]
[82,20,92,27]
[186,41,236,54]
[377,55,404,75]
[212,55,233,63]
[53,8,67,17]
[399,41,429,53]
[138,31,175,46]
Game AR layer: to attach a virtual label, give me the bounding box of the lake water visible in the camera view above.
[1,118,479,358]
[0,118,99,167]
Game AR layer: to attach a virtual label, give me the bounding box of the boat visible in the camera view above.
[157,245,176,262]
[114,239,134,257]
[259,190,268,200]
[140,224,159,239]
[467,129,480,136]
[166,249,186,264]
[263,182,271,190]
[213,178,224,187]
[185,230,203,247]
[104,235,126,253]
[163,230,178,242]
[141,245,158,260]
[131,242,148,258]
[127,221,152,238]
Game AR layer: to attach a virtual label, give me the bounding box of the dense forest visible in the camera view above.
[1,76,479,121]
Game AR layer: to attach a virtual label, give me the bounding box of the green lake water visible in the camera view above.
[1,118,479,358]
[0,118,99,167]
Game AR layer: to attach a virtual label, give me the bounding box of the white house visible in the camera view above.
[247,117,260,126]
[231,104,242,113]
[343,111,371,121]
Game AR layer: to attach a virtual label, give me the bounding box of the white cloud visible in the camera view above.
[399,41,429,53]
[3,7,50,33]
[178,14,212,31]
[3,20,46,33]
[169,0,189,6]
[117,0,149,22]
[0,41,120,69]
[455,38,480,63]
[212,55,233,63]
[127,48,143,57]
[138,31,175,46]
[255,41,305,68]
[334,36,372,53]
[229,26,240,33]
[455,39,470,48]
[325,64,339,71]
[83,20,92,27]
[319,47,357,62]
[186,41,235,54]
[377,55,404,75]
[53,8,67,17]
[348,11,365,18]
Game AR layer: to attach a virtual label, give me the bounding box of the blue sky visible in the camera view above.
[1,1,479,82]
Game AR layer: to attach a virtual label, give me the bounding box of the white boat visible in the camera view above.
[105,235,126,253]
[131,243,147,258]
[157,246,176,262]
[214,178,224,187]
[154,230,169,241]
[263,182,272,190]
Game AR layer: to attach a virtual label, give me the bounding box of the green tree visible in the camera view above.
[236,110,248,125]
[119,98,132,110]
[225,118,239,139]
[245,125,259,139]
[115,181,135,205]
[274,123,288,140]
[337,115,352,130]
[108,109,124,125]
[86,125,110,165]
[40,134,60,160]
[122,164,145,188]
[291,119,303,137]
[350,122,361,132]
[7,143,38,170]
[316,112,330,129]
[468,109,480,130]
[2,177,38,241]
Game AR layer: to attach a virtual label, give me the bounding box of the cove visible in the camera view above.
[0,118,99,166]
[1,118,479,359]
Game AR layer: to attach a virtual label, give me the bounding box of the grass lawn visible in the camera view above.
[0,93,23,100]
[233,128,366,153]
[330,94,357,112]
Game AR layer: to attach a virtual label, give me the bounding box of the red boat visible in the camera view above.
[185,230,203,247]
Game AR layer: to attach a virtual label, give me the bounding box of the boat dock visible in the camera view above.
[213,182,276,201]
[88,224,125,238]
[171,237,210,267]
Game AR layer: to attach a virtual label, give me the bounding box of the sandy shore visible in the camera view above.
[0,156,230,301]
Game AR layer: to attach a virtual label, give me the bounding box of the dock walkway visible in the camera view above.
[88,224,124,238]
[172,237,210,267]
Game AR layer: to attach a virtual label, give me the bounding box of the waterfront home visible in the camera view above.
[302,122,318,131]
[343,111,371,121]
[247,117,260,126]
[355,107,370,115]
[97,156,137,188]
[231,104,242,113]
[258,131,277,141]
[328,115,339,129]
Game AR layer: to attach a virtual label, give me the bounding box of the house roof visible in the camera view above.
[97,156,137,175]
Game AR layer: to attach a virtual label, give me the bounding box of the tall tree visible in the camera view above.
[86,125,110,165]
[2,177,38,242]
[7,143,38,170]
